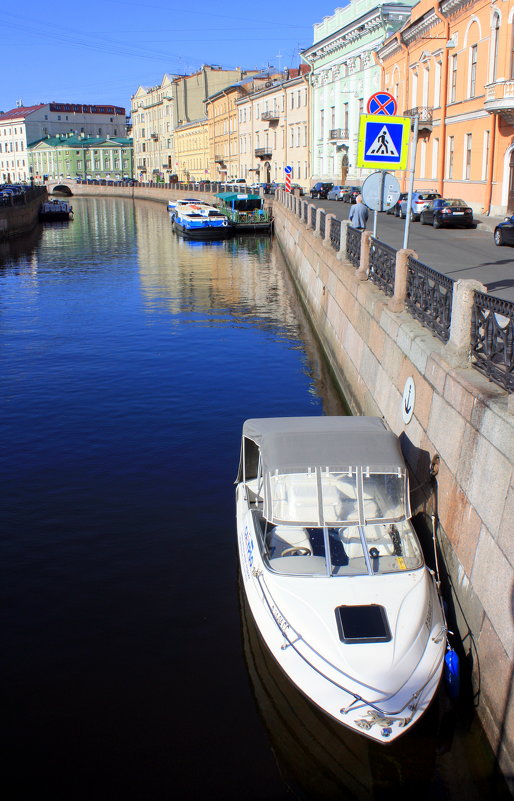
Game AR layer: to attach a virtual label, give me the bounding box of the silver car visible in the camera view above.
[327,185,347,201]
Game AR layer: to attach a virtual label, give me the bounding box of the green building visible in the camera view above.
[28,134,134,180]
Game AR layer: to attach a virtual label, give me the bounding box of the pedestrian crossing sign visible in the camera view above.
[356,114,410,169]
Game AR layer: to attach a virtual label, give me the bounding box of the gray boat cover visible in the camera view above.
[238,417,404,476]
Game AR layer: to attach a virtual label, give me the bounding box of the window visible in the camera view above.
[447,136,454,179]
[482,130,490,181]
[470,44,477,97]
[320,109,324,139]
[465,133,472,180]
[491,13,500,83]
[450,55,458,102]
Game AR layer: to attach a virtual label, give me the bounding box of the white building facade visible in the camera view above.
[0,102,126,183]
[302,0,415,185]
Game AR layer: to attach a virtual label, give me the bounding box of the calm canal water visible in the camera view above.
[0,197,508,801]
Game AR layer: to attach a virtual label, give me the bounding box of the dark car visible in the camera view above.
[386,191,408,216]
[494,216,514,246]
[342,186,361,203]
[399,191,441,221]
[310,182,333,199]
[420,198,475,229]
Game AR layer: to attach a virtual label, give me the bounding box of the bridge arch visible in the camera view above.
[48,182,74,196]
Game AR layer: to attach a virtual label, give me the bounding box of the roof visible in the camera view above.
[28,135,132,149]
[242,417,404,473]
[0,104,47,121]
[215,192,260,202]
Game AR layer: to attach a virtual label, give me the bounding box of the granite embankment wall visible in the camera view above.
[273,199,513,787]
[0,188,47,239]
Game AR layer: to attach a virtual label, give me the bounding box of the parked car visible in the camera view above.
[493,216,514,246]
[342,186,361,203]
[420,198,475,229]
[327,185,348,201]
[386,191,408,216]
[399,191,441,221]
[291,183,305,195]
[310,182,333,199]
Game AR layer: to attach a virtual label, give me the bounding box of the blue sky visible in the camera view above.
[2,1,341,114]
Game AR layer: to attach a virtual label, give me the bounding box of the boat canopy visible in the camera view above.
[238,417,410,526]
[215,192,263,211]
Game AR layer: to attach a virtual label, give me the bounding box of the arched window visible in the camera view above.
[510,22,514,78]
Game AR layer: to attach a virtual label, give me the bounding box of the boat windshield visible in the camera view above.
[263,519,423,576]
[267,468,407,526]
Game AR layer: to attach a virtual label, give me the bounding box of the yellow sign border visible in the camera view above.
[356,114,410,170]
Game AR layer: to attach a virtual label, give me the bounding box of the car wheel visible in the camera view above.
[494,228,504,246]
[433,217,441,229]
[409,210,416,222]
[399,207,404,219]
[420,214,427,225]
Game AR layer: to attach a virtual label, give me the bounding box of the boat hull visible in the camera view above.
[171,219,232,239]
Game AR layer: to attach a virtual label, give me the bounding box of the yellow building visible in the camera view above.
[174,118,210,181]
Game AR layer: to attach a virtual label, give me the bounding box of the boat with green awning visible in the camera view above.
[215,192,272,233]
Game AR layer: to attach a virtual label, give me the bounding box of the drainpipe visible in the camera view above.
[396,31,410,192]
[483,112,497,215]
[433,3,450,197]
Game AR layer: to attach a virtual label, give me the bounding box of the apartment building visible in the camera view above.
[131,66,260,182]
[301,0,415,185]
[378,0,514,215]
[174,118,209,181]
[0,102,126,183]
[237,67,311,188]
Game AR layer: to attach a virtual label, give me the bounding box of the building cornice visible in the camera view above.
[302,4,412,65]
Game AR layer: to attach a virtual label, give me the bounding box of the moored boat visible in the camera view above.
[169,201,232,239]
[236,416,447,743]
[39,199,73,221]
[215,192,272,233]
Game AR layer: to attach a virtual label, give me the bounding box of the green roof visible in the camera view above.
[215,192,261,202]
[28,135,132,149]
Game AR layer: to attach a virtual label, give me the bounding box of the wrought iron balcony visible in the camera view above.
[329,128,349,141]
[484,80,514,123]
[214,155,226,163]
[150,133,158,140]
[261,110,280,121]
[255,147,272,159]
[404,107,433,131]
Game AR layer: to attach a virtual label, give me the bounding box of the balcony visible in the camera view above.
[329,128,349,141]
[136,165,146,170]
[150,133,158,140]
[261,110,280,122]
[214,154,226,164]
[484,80,514,123]
[404,107,433,131]
[255,147,272,159]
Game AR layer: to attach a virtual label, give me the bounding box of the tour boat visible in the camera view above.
[169,201,232,239]
[215,191,272,233]
[39,199,73,221]
[235,416,447,743]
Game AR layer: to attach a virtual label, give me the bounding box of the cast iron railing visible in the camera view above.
[310,206,316,228]
[319,211,326,239]
[303,202,308,224]
[330,217,341,250]
[406,255,454,342]
[471,292,514,392]
[346,226,361,267]
[369,238,396,296]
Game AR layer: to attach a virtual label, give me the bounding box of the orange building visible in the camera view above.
[377,0,514,215]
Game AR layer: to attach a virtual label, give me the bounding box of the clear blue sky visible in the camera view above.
[2,1,341,114]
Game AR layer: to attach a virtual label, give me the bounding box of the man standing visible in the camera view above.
[348,194,368,230]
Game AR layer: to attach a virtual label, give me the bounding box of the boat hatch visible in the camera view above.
[335,604,392,644]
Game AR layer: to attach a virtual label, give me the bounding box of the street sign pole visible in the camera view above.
[402,114,419,250]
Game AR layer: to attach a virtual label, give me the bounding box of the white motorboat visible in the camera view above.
[235,416,447,743]
[168,199,232,239]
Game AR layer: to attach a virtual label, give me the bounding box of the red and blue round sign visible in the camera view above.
[366,92,397,116]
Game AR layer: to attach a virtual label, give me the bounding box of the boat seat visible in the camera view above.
[266,525,312,558]
[340,529,364,559]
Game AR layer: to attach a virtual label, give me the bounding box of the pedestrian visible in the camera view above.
[348,194,369,230]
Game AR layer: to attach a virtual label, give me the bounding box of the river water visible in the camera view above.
[0,197,508,801]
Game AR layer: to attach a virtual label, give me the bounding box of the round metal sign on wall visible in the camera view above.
[402,377,416,424]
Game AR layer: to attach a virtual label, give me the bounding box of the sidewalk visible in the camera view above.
[473,211,506,232]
